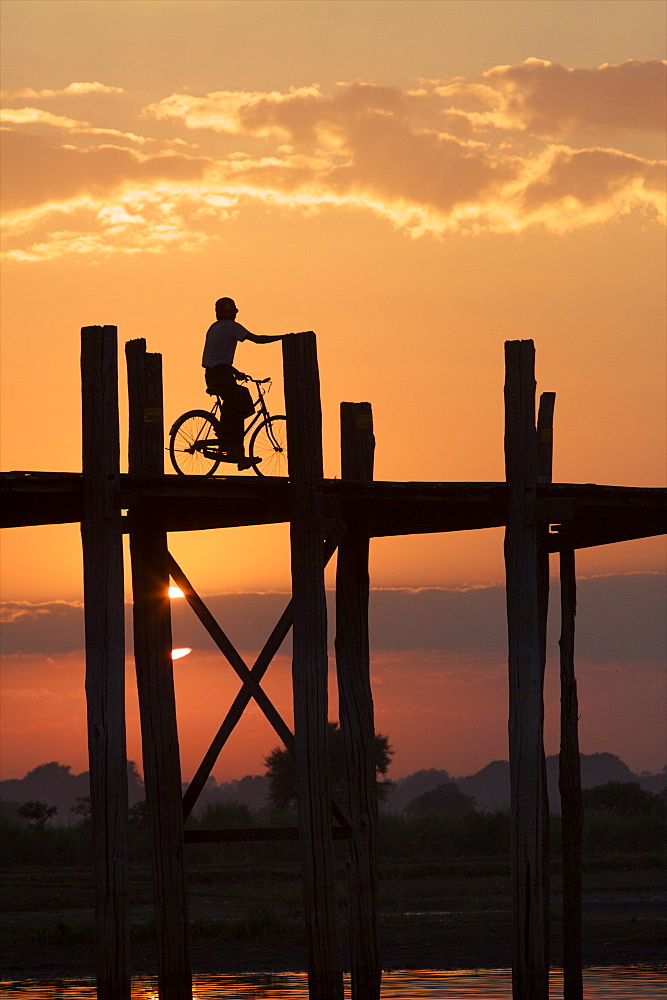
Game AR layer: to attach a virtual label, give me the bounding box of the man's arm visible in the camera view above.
[245,332,285,344]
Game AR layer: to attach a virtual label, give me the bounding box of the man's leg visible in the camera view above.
[223,389,245,462]
[205,365,243,460]
[227,388,262,469]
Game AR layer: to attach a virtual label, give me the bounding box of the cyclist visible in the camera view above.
[202,297,285,470]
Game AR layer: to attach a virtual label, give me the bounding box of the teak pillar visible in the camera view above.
[503,340,548,1000]
[80,326,130,1000]
[335,402,381,1000]
[283,332,344,1000]
[126,339,192,999]
[536,390,555,970]
[559,547,583,1000]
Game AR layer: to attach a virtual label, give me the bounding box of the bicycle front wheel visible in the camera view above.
[249,415,288,477]
[169,410,222,476]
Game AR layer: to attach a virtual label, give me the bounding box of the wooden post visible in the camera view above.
[335,402,381,1000]
[80,326,130,1000]
[536,391,555,970]
[126,339,192,999]
[504,340,548,1000]
[559,547,583,1000]
[283,332,344,1000]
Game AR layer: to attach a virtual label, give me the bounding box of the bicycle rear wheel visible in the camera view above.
[249,415,288,477]
[169,410,222,476]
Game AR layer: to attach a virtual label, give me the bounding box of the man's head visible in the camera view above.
[215,297,238,320]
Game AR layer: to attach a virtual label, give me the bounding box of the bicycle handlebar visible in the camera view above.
[237,374,271,385]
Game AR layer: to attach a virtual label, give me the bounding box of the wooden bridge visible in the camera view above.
[1,328,664,1000]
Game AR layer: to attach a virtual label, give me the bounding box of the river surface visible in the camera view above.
[1,967,665,998]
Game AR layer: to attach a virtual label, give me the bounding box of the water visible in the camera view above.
[1,968,665,999]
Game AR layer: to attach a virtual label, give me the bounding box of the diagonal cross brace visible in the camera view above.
[174,524,347,821]
[167,553,295,748]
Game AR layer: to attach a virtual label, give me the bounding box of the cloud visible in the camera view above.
[0,107,161,146]
[518,146,666,227]
[2,64,665,260]
[324,113,517,218]
[142,75,666,236]
[1,600,84,653]
[2,575,664,663]
[145,63,667,145]
[0,600,82,624]
[1,82,124,99]
[2,578,664,781]
[480,58,667,135]
[1,108,85,130]
[0,130,211,212]
[369,574,666,662]
[145,84,328,138]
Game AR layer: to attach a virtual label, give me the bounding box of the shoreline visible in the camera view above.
[3,859,665,982]
[5,920,666,982]
[5,961,667,985]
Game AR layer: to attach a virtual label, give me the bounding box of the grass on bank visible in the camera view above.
[1,788,665,867]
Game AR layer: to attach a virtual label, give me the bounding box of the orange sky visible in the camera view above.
[1,1,665,783]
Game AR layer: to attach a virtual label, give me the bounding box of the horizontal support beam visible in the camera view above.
[2,472,664,546]
[549,514,666,552]
[0,494,82,527]
[184,826,350,843]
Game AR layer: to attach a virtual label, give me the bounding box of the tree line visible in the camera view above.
[2,724,665,866]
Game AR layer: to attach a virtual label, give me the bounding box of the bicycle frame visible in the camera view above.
[169,372,288,477]
[208,377,273,445]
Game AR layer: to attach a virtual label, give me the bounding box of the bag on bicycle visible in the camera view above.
[205,364,254,419]
[238,385,254,418]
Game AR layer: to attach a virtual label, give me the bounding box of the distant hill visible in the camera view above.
[183,774,270,815]
[383,768,453,814]
[2,753,664,823]
[385,753,666,814]
[0,761,144,824]
[456,760,510,812]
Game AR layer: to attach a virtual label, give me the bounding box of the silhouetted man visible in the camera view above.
[202,297,285,470]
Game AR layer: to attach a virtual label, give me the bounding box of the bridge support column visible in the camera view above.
[559,547,583,1000]
[81,325,130,1000]
[283,332,344,1000]
[126,339,192,999]
[336,401,381,1000]
[504,339,549,1000]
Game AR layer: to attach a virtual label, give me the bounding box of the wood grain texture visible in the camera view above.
[126,339,192,999]
[335,401,381,1000]
[504,340,548,1000]
[536,392,555,973]
[283,332,344,999]
[559,547,584,1000]
[80,325,130,1000]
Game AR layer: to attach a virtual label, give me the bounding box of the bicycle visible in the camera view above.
[168,375,287,477]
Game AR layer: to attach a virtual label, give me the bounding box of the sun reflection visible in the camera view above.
[0,967,662,997]
[171,647,191,660]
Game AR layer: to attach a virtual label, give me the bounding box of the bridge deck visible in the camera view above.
[1,471,663,551]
